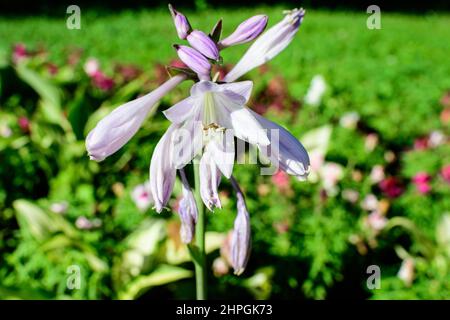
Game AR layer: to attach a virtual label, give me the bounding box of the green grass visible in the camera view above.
[1,7,449,141]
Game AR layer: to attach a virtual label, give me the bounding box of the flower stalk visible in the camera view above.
[192,160,207,299]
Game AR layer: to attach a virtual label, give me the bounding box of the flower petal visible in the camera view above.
[199,149,222,211]
[224,8,305,82]
[251,110,310,178]
[163,96,196,124]
[149,124,178,212]
[213,93,269,146]
[86,75,186,161]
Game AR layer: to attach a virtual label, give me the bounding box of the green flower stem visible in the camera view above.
[192,162,207,300]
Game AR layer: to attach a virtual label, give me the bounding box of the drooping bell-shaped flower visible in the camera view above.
[250,110,310,179]
[224,8,305,82]
[187,30,220,61]
[149,124,178,213]
[219,15,268,48]
[86,74,186,161]
[199,145,222,210]
[177,169,198,243]
[174,45,211,80]
[163,80,269,168]
[230,177,251,275]
[169,4,192,40]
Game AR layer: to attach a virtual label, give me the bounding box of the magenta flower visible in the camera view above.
[12,43,28,63]
[379,177,404,198]
[441,164,450,183]
[131,182,153,211]
[412,172,431,195]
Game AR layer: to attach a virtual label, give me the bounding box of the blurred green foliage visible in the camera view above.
[0,8,449,299]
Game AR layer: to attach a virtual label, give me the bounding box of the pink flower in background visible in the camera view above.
[364,133,379,152]
[84,58,100,76]
[271,170,290,192]
[131,182,154,212]
[50,201,68,214]
[342,189,359,204]
[321,162,343,192]
[370,165,385,184]
[0,124,12,138]
[339,111,360,129]
[441,164,450,183]
[12,43,28,63]
[412,172,431,195]
[18,116,30,133]
[46,63,59,75]
[361,194,378,211]
[75,216,102,230]
[379,177,404,198]
[365,211,387,232]
[428,130,446,148]
[92,73,115,91]
[413,137,428,150]
[84,58,115,91]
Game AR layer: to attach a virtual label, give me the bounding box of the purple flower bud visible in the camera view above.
[219,15,268,48]
[178,169,198,243]
[230,177,251,275]
[168,4,192,39]
[187,30,219,60]
[174,45,211,80]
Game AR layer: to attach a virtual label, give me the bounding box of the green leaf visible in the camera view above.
[118,265,192,300]
[15,63,61,108]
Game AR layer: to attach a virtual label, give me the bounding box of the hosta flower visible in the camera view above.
[187,30,219,61]
[169,4,192,40]
[86,74,186,161]
[230,177,251,275]
[177,169,198,243]
[224,8,305,82]
[219,15,268,48]
[86,6,310,281]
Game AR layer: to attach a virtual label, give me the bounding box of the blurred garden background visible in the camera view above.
[0,1,449,299]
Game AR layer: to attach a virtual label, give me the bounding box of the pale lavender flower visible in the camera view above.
[224,8,305,82]
[187,30,219,60]
[75,216,102,230]
[397,258,415,286]
[219,15,268,48]
[361,194,379,212]
[84,58,100,76]
[230,177,251,275]
[339,112,360,129]
[168,4,192,39]
[131,181,153,212]
[178,169,198,243]
[370,165,385,184]
[163,80,270,184]
[86,74,186,161]
[174,45,211,80]
[199,147,222,210]
[304,75,326,106]
[149,124,178,212]
[50,201,68,214]
[251,110,310,178]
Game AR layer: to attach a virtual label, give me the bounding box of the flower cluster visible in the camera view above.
[86,5,309,275]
